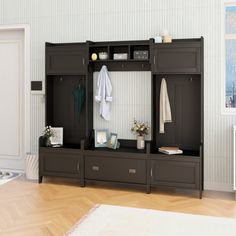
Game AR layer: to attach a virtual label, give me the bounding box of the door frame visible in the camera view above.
[0,24,31,161]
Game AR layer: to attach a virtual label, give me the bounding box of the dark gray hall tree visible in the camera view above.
[39,37,204,198]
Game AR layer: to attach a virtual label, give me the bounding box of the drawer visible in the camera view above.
[91,60,151,71]
[151,159,200,189]
[85,156,146,184]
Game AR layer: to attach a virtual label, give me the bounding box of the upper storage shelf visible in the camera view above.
[45,38,203,74]
[151,39,203,74]
[88,40,151,71]
[46,43,88,75]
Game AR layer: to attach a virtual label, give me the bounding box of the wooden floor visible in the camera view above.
[0,177,236,236]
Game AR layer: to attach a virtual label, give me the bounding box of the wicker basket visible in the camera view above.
[25,154,38,180]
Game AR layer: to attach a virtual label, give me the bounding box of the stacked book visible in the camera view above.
[158,146,183,155]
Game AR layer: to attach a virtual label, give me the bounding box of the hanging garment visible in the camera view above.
[95,65,112,121]
[159,78,172,133]
[72,85,86,121]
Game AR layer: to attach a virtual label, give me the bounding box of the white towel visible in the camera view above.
[95,65,112,121]
[159,78,172,133]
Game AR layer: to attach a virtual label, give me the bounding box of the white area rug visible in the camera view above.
[65,204,236,236]
[0,171,21,185]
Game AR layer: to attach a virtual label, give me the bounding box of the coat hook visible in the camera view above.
[101,64,108,71]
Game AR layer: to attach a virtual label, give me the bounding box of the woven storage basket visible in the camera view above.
[25,154,38,180]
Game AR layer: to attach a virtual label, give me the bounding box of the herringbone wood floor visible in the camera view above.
[0,177,236,236]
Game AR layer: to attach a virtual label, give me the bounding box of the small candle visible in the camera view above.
[154,36,162,43]
[163,35,172,43]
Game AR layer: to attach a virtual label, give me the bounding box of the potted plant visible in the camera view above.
[42,126,54,147]
[131,119,150,149]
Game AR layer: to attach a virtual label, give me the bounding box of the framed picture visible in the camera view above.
[50,127,63,147]
[94,129,109,147]
[107,133,118,149]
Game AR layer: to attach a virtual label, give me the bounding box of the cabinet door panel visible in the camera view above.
[39,149,80,178]
[151,160,199,189]
[85,156,146,184]
[152,44,201,73]
[46,45,87,74]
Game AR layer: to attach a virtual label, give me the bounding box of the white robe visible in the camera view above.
[159,78,172,133]
[95,65,112,121]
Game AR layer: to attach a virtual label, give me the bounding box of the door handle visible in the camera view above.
[128,168,136,174]
[83,58,85,65]
[153,56,156,65]
[77,161,80,172]
[92,166,99,171]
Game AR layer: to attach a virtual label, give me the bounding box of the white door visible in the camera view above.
[0,29,25,170]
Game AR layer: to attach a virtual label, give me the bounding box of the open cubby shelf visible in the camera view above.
[89,41,150,62]
[39,38,204,198]
[46,75,87,145]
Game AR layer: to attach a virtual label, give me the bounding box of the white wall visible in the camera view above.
[93,71,152,140]
[0,0,234,191]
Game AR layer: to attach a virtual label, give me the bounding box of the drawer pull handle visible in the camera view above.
[92,166,99,171]
[129,169,136,174]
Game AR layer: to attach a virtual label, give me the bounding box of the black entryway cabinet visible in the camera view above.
[39,38,204,198]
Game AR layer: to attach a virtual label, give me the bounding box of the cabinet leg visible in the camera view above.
[80,180,85,187]
[38,176,43,183]
[146,185,151,194]
[199,189,202,199]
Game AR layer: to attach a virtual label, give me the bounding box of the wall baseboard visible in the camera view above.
[204,182,234,192]
[0,168,25,173]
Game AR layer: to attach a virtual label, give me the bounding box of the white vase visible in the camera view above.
[137,135,145,149]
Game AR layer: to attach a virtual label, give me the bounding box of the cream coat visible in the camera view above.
[159,78,172,133]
